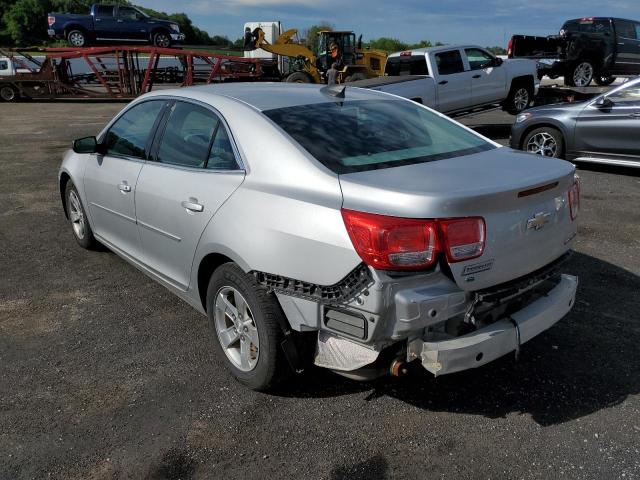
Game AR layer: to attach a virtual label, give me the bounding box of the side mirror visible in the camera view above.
[594,96,614,109]
[72,136,100,154]
[494,57,504,67]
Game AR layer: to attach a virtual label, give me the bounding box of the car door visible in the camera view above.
[613,19,640,73]
[92,4,119,41]
[464,47,507,105]
[83,100,165,257]
[432,49,473,112]
[134,100,246,290]
[573,83,640,160]
[115,6,147,41]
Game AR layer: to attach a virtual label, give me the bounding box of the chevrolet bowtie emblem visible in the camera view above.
[527,212,551,230]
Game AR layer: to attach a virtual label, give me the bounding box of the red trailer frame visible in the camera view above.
[0,46,274,100]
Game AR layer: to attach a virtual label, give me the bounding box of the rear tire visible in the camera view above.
[594,75,616,86]
[65,181,98,249]
[67,29,87,48]
[565,61,594,87]
[152,31,171,48]
[0,85,18,102]
[504,81,533,114]
[286,71,312,83]
[522,127,565,159]
[206,263,289,391]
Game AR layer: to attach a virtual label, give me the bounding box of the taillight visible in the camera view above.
[48,15,56,26]
[439,217,486,262]
[341,209,486,271]
[568,178,580,221]
[507,38,513,57]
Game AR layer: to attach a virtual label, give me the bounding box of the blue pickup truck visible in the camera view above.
[47,4,185,48]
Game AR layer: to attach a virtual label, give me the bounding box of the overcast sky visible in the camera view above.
[135,0,637,46]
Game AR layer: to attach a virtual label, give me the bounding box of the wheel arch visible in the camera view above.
[64,24,88,36]
[518,121,568,150]
[510,74,535,91]
[150,27,171,39]
[197,251,248,312]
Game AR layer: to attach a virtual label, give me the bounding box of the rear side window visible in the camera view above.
[385,55,429,76]
[104,100,164,159]
[263,99,494,174]
[206,126,238,170]
[435,50,464,75]
[614,20,638,39]
[94,6,113,17]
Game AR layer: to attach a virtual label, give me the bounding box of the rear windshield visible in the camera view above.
[385,55,429,76]
[263,99,494,174]
[562,18,611,34]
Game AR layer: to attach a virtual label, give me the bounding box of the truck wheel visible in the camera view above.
[566,61,594,87]
[504,82,532,114]
[153,31,171,48]
[67,29,87,48]
[523,127,564,159]
[286,71,312,83]
[346,73,367,82]
[206,263,289,391]
[594,75,616,86]
[0,85,18,102]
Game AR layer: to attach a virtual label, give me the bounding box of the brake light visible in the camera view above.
[568,178,580,221]
[507,38,513,58]
[439,218,486,262]
[48,15,55,26]
[341,210,486,271]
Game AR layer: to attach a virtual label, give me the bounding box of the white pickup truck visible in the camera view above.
[354,45,539,115]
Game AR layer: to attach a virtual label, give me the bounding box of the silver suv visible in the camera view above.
[60,84,579,390]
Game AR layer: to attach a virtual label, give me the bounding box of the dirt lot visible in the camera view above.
[1,101,639,480]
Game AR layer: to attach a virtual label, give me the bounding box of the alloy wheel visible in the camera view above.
[526,132,558,157]
[214,286,260,372]
[68,190,86,239]
[513,88,530,112]
[69,31,85,47]
[155,34,170,48]
[573,62,593,87]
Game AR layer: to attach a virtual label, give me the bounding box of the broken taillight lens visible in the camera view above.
[568,178,580,221]
[341,209,486,271]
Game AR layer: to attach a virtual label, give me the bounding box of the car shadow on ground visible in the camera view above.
[273,252,640,427]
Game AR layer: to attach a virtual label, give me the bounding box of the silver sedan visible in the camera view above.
[60,83,579,390]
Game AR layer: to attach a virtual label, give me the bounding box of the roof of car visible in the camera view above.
[387,44,484,57]
[146,82,394,111]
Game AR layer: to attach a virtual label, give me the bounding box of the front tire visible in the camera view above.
[152,31,171,48]
[65,182,97,249]
[286,71,313,83]
[594,75,616,86]
[206,263,289,391]
[67,29,87,48]
[0,85,18,102]
[522,127,565,158]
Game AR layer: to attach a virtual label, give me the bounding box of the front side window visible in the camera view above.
[263,99,494,174]
[104,100,164,159]
[465,48,495,70]
[607,85,640,106]
[435,50,464,75]
[119,6,141,20]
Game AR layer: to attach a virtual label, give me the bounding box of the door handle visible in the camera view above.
[95,18,102,22]
[117,19,123,23]
[181,198,204,213]
[118,182,131,193]
[472,74,482,79]
[438,80,448,85]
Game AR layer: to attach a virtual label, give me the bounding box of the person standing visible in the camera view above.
[327,62,338,85]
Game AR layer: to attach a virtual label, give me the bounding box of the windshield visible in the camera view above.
[263,99,494,174]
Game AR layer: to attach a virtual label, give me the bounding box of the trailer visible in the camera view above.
[0,46,279,102]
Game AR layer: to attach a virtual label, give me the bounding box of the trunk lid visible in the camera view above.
[339,147,578,290]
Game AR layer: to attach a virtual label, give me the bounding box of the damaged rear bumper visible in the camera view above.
[407,274,578,376]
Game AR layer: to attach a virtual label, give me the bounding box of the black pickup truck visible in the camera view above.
[508,17,640,87]
[47,4,185,48]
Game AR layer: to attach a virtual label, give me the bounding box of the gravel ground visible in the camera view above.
[1,101,639,480]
